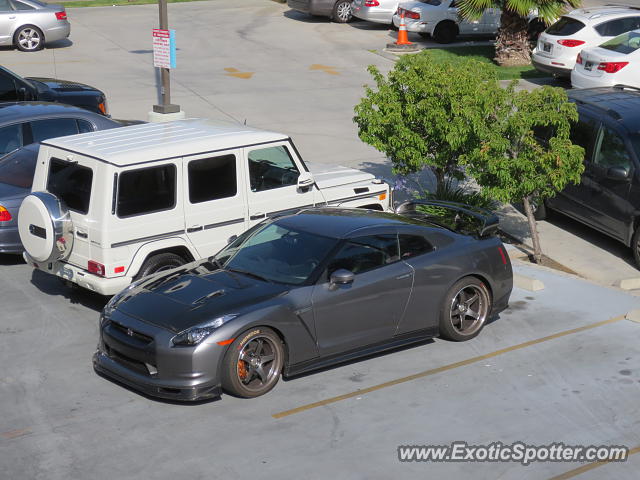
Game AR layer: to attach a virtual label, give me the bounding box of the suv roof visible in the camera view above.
[40,119,289,167]
[568,86,640,128]
[566,6,640,22]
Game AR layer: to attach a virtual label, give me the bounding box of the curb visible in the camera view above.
[625,310,640,323]
[513,273,545,292]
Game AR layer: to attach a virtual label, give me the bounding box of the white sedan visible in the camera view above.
[571,29,640,89]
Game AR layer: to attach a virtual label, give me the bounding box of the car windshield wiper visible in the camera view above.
[225,267,272,283]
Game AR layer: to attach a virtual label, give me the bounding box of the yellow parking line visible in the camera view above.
[272,315,625,419]
[549,445,640,480]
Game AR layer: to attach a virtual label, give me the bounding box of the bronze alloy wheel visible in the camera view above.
[440,277,492,341]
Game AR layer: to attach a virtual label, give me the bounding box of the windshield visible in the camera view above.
[600,31,640,55]
[0,144,38,188]
[214,222,338,285]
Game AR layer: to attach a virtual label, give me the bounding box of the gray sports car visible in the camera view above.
[94,204,513,401]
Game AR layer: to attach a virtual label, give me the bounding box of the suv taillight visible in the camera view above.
[364,0,380,6]
[88,260,106,277]
[55,11,67,20]
[0,206,11,222]
[557,39,585,47]
[597,62,628,73]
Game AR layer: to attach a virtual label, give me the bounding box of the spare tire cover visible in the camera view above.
[18,192,74,263]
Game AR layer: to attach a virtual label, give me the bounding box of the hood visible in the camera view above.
[111,262,289,333]
[26,77,103,94]
[306,161,376,189]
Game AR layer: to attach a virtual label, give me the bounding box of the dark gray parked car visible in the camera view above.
[94,205,513,401]
[0,102,121,253]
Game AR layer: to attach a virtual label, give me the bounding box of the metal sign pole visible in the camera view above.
[153,0,179,114]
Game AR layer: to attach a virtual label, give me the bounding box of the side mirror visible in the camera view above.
[227,235,238,245]
[297,171,315,189]
[606,166,630,181]
[329,269,354,289]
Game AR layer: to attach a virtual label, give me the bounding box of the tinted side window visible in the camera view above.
[328,234,399,276]
[0,71,18,101]
[117,165,176,217]
[47,158,93,214]
[77,119,94,133]
[595,17,640,37]
[0,124,23,155]
[248,145,299,192]
[399,234,433,259]
[594,126,632,170]
[30,118,79,144]
[546,17,585,36]
[570,116,598,161]
[188,154,237,203]
[0,0,12,11]
[11,0,35,9]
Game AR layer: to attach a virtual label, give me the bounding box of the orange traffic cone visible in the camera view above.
[386,11,419,52]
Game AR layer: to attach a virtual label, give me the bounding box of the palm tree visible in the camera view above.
[458,0,581,66]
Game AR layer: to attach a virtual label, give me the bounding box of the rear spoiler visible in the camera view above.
[395,200,499,238]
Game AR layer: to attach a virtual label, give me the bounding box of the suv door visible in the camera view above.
[183,150,248,258]
[575,123,636,240]
[244,142,315,227]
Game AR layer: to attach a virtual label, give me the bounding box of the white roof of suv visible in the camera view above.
[40,119,289,167]
[566,6,640,23]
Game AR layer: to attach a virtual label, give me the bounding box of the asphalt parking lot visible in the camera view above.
[2,1,640,478]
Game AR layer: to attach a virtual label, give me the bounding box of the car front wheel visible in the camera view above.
[14,25,44,52]
[222,327,284,398]
[439,277,491,341]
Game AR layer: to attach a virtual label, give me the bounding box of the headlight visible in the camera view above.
[171,314,238,346]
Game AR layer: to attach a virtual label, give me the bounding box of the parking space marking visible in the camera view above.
[309,64,339,75]
[224,68,254,79]
[548,445,640,480]
[272,315,625,419]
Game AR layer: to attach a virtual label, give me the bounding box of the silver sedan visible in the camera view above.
[0,0,70,52]
[351,0,399,25]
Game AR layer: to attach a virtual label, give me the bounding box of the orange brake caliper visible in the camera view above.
[237,359,248,380]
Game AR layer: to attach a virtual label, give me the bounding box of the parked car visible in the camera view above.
[93,203,513,401]
[535,86,640,267]
[0,0,70,52]
[533,6,640,78]
[392,0,542,44]
[571,29,640,89]
[0,102,122,254]
[17,119,391,296]
[0,66,108,116]
[352,0,398,25]
[287,0,353,23]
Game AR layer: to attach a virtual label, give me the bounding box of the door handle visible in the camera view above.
[395,273,412,280]
[250,212,266,220]
[76,230,88,239]
[187,225,203,233]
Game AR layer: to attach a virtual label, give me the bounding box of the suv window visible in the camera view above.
[600,30,640,54]
[188,154,237,203]
[117,165,176,217]
[399,234,433,259]
[30,118,81,144]
[0,124,22,155]
[328,234,399,276]
[47,158,93,214]
[594,126,632,170]
[0,71,18,101]
[248,145,299,192]
[546,17,585,36]
[594,17,640,37]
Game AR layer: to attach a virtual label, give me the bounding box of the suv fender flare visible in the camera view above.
[126,238,198,277]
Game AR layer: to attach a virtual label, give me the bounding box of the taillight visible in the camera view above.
[0,206,11,222]
[88,260,106,277]
[55,11,67,20]
[364,0,379,6]
[557,39,585,47]
[576,53,583,65]
[597,61,628,74]
[398,7,420,19]
[497,246,507,265]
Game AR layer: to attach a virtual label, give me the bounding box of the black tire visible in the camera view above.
[134,252,186,280]
[439,277,492,341]
[433,21,457,44]
[532,198,548,221]
[221,327,284,398]
[632,227,640,269]
[14,25,44,52]
[418,32,430,39]
[332,0,352,23]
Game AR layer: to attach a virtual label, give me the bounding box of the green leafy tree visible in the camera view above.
[457,0,580,66]
[462,84,585,263]
[353,52,499,190]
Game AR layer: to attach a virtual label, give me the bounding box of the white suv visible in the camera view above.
[17,120,390,295]
[532,6,640,78]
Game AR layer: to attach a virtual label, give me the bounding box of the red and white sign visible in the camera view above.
[152,29,174,69]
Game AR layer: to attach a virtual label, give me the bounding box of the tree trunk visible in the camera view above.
[495,9,532,67]
[523,195,542,264]
[433,167,446,191]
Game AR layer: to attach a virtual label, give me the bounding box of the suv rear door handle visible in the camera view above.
[250,213,266,220]
[187,225,203,233]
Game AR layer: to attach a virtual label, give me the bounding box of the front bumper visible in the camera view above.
[0,225,22,254]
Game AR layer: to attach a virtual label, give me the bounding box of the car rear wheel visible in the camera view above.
[433,21,457,44]
[632,227,640,269]
[222,327,284,398]
[134,252,186,280]
[14,25,44,52]
[439,277,491,341]
[332,0,352,23]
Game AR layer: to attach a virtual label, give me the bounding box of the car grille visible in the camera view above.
[105,344,154,376]
[109,321,153,345]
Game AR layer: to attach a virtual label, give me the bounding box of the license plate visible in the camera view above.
[543,42,552,53]
[61,266,74,280]
[584,62,593,71]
